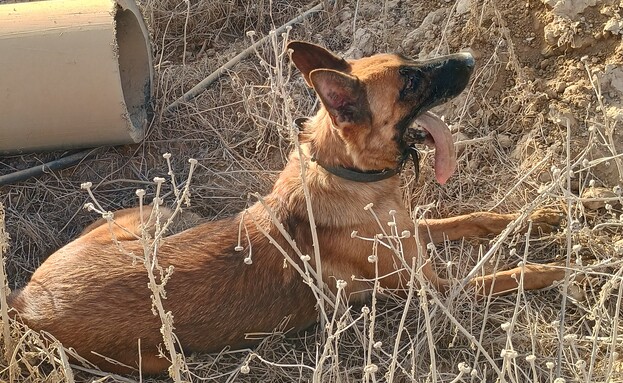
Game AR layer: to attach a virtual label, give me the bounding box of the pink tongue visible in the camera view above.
[413,112,456,184]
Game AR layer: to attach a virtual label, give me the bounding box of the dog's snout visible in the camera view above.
[408,52,475,111]
[437,52,475,80]
[456,51,475,68]
[419,52,474,72]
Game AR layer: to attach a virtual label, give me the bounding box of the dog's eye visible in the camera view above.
[406,74,419,91]
[399,67,423,99]
[399,67,421,94]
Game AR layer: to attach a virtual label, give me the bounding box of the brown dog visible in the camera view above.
[8,41,565,375]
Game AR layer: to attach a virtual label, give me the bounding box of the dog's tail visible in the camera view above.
[7,287,26,320]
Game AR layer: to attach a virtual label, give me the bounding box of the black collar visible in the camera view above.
[293,118,419,183]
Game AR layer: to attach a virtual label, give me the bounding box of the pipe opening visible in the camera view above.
[115,4,152,142]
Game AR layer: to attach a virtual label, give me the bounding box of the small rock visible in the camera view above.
[615,239,623,256]
[467,158,481,172]
[542,0,597,18]
[540,58,552,69]
[343,28,376,59]
[548,104,578,128]
[335,19,351,37]
[563,84,583,96]
[498,134,513,148]
[604,17,622,35]
[581,187,617,210]
[601,64,623,95]
[456,0,471,15]
[339,9,352,22]
[453,132,469,155]
[539,171,553,183]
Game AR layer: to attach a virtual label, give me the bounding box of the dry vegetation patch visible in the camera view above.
[1,0,622,382]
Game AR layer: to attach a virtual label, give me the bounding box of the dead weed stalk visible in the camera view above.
[81,154,198,382]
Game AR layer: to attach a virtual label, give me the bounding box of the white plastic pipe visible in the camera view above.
[0,0,153,154]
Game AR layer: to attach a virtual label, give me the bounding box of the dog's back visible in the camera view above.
[9,209,320,373]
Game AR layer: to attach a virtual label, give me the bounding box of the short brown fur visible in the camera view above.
[9,42,565,375]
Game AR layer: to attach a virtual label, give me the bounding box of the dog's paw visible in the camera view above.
[528,208,564,233]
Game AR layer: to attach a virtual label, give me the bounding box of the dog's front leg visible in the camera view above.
[405,261,565,297]
[469,263,566,297]
[413,209,565,297]
[417,209,563,244]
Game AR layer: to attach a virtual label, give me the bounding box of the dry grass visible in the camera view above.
[1,0,622,382]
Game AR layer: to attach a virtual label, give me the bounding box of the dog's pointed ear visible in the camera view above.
[287,41,350,87]
[309,69,370,128]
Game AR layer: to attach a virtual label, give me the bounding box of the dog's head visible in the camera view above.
[288,41,474,184]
